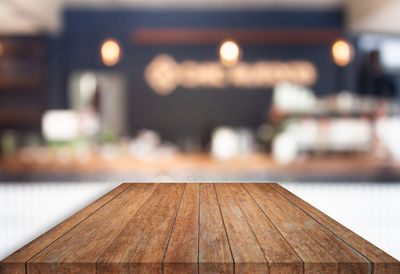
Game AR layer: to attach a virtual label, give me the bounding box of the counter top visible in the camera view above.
[2,153,400,182]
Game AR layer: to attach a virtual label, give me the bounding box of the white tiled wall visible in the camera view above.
[281,182,400,260]
[0,182,120,260]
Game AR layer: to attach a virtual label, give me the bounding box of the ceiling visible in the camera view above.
[0,0,399,35]
[0,0,62,34]
[347,0,400,34]
[0,0,345,34]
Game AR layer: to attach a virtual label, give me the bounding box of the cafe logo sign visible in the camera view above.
[145,54,318,95]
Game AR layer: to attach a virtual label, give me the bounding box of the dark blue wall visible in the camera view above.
[50,8,346,142]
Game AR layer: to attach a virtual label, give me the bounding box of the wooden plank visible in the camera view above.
[243,183,370,273]
[26,183,159,274]
[198,183,233,274]
[163,183,199,273]
[96,183,185,274]
[214,183,267,273]
[0,183,130,274]
[269,183,400,274]
[227,184,303,273]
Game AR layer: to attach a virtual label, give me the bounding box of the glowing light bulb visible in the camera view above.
[332,39,353,67]
[101,39,121,66]
[219,40,240,67]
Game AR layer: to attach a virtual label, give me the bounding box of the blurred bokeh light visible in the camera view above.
[332,39,353,66]
[100,39,121,66]
[219,40,240,67]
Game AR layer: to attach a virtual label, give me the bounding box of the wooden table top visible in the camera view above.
[1,183,399,274]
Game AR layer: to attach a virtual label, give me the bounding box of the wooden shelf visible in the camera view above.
[0,37,46,128]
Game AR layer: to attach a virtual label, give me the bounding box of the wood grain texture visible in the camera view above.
[269,183,400,274]
[0,183,130,274]
[163,183,199,273]
[243,183,370,273]
[198,183,233,274]
[214,183,267,273]
[96,183,185,274]
[227,183,303,273]
[1,183,399,274]
[27,183,159,274]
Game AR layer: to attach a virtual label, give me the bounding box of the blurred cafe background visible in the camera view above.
[1,0,400,260]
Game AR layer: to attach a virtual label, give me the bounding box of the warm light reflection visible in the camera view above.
[0,42,4,56]
[145,54,317,94]
[144,54,178,95]
[101,39,120,66]
[219,40,240,67]
[332,39,353,67]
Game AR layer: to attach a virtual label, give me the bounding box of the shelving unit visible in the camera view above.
[0,37,47,129]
